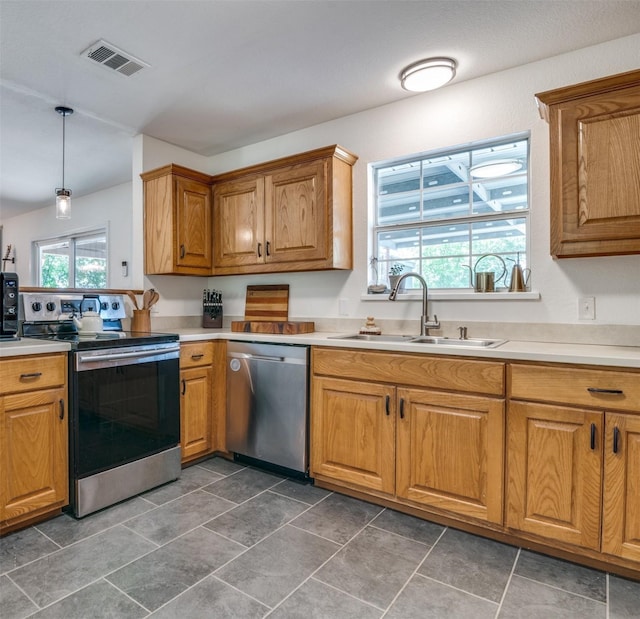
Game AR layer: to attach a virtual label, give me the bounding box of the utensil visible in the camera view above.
[142,289,152,309]
[126,291,140,310]
[147,290,160,309]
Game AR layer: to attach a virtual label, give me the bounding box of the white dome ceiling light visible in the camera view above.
[469,159,524,179]
[400,57,457,92]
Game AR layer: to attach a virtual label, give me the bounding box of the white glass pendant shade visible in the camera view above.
[400,58,457,92]
[56,188,71,219]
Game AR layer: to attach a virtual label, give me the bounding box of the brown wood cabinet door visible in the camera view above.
[213,177,264,267]
[180,366,213,463]
[310,377,395,495]
[602,412,640,562]
[543,81,640,257]
[264,160,327,264]
[175,177,212,270]
[396,388,505,524]
[1,388,68,523]
[506,401,602,550]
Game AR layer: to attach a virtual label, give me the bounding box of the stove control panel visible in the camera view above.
[20,293,127,322]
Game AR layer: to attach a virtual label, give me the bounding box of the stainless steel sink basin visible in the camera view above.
[328,334,415,342]
[328,334,505,348]
[410,337,505,348]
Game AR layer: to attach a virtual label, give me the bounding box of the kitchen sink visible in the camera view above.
[410,336,505,348]
[328,334,505,348]
[328,334,415,342]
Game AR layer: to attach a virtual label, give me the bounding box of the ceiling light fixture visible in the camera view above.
[55,105,74,219]
[400,57,457,92]
[469,159,523,179]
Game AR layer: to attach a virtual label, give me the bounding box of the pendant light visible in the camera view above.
[55,105,74,219]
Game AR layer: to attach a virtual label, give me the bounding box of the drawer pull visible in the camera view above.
[191,354,204,360]
[399,398,405,419]
[587,387,623,395]
[613,426,620,454]
[266,240,271,256]
[20,372,43,380]
[181,379,186,395]
[385,394,390,416]
[590,423,596,450]
[257,242,262,258]
[59,399,65,420]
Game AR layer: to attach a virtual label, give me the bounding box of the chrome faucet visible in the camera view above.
[388,271,440,336]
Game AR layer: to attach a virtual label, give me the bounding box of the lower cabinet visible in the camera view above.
[507,363,640,563]
[0,354,68,531]
[311,348,506,525]
[179,341,226,464]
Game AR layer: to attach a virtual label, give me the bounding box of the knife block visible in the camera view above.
[202,309,223,329]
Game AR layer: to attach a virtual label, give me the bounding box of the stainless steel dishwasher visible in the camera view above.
[226,341,309,475]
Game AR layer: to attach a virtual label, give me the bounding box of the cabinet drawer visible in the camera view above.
[509,363,640,412]
[180,342,214,368]
[0,354,66,395]
[313,348,504,396]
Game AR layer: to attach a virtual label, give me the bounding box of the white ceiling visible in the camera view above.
[1,0,639,220]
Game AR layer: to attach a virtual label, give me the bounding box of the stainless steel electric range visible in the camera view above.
[20,292,181,517]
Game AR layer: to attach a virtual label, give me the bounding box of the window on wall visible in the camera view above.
[371,134,529,290]
[35,229,108,288]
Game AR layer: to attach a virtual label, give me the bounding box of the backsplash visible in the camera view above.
[145,315,640,348]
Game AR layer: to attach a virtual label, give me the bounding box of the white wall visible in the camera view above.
[5,34,640,330]
[188,33,639,327]
[1,182,133,290]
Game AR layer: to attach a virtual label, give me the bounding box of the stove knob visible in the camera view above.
[101,301,109,311]
[31,301,42,312]
[46,302,56,312]
[111,301,120,310]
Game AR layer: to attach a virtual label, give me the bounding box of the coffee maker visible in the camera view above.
[0,272,19,338]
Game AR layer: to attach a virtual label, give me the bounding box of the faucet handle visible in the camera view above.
[424,314,440,330]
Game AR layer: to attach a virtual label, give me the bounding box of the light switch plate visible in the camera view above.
[578,296,596,320]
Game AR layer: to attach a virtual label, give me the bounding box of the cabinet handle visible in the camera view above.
[59,399,65,420]
[385,394,390,416]
[613,426,620,454]
[399,398,405,419]
[266,241,271,256]
[257,242,262,258]
[590,423,596,450]
[180,244,186,259]
[191,354,204,360]
[20,372,42,380]
[181,379,186,395]
[587,387,623,395]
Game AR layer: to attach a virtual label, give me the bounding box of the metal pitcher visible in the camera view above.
[463,254,507,292]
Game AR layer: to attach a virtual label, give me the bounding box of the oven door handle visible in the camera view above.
[77,345,180,365]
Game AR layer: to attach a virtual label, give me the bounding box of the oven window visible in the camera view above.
[74,357,179,477]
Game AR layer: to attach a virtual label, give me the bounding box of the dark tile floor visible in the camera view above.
[1,456,638,618]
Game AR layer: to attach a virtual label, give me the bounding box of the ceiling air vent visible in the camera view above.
[81,40,149,77]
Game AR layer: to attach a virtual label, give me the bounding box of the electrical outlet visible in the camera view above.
[578,296,596,320]
[338,298,349,316]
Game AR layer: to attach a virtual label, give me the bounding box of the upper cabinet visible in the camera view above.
[142,164,213,275]
[212,145,358,274]
[536,70,640,258]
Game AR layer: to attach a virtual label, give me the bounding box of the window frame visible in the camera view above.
[33,226,109,288]
[370,132,531,292]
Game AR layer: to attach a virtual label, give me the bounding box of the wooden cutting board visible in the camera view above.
[243,284,289,321]
[230,320,315,334]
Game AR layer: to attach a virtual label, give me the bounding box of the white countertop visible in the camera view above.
[0,337,71,358]
[174,328,640,369]
[3,328,639,368]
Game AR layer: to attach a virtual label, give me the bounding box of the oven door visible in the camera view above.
[71,343,180,479]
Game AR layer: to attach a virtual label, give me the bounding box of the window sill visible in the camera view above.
[362,290,540,301]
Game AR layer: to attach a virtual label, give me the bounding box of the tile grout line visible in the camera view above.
[379,522,449,618]
[514,573,609,605]
[265,502,388,616]
[494,546,521,618]
[4,572,41,616]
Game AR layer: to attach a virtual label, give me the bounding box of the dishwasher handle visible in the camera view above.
[228,351,307,365]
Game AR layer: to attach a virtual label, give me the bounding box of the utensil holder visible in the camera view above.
[131,309,151,333]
